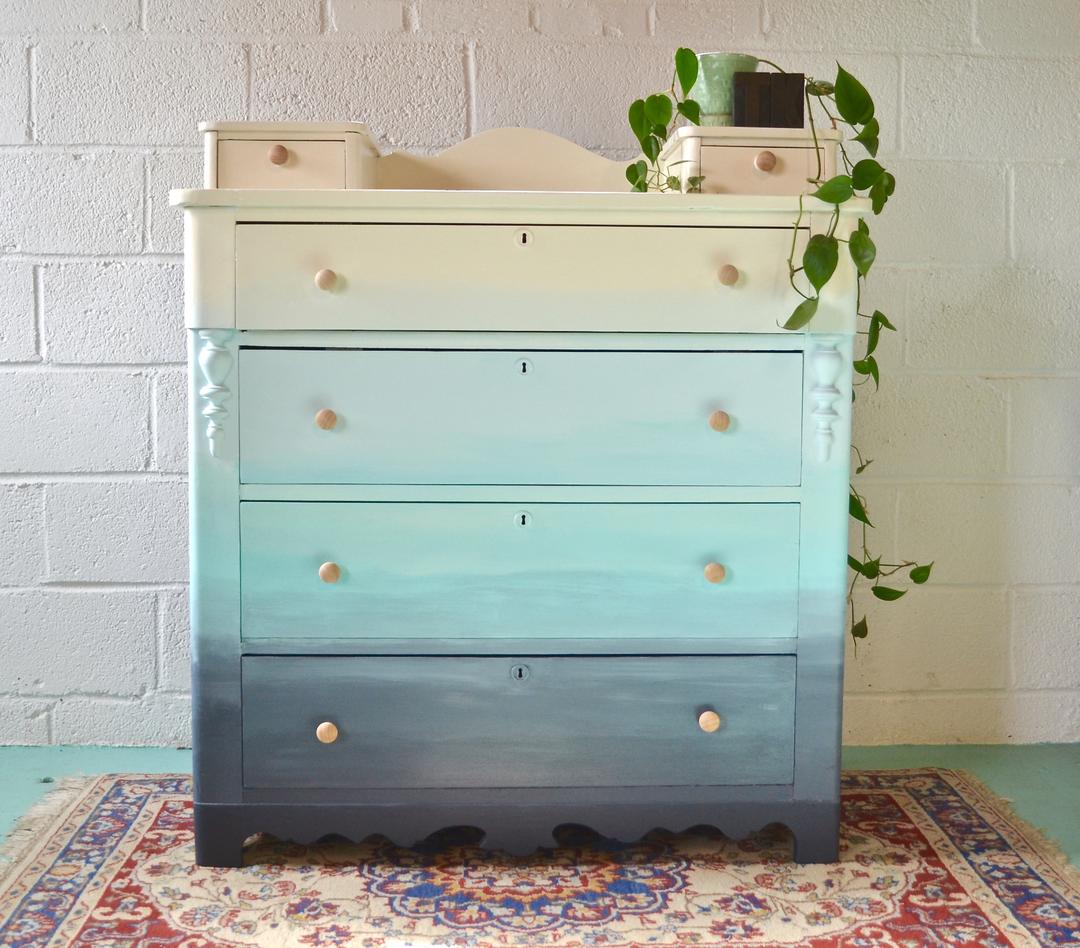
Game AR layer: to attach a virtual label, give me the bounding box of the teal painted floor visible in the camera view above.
[1,744,1077,865]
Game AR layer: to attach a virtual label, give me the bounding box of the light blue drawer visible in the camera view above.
[240,501,799,640]
[237,349,803,486]
[241,655,797,789]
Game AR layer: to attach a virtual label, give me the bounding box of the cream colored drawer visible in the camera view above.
[697,145,816,196]
[234,223,806,332]
[217,139,346,189]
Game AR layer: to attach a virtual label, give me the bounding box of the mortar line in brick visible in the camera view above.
[141,156,150,253]
[1006,586,1017,690]
[0,582,188,592]
[0,252,183,264]
[646,3,656,37]
[320,0,330,33]
[896,54,905,154]
[139,0,148,31]
[857,475,1080,486]
[844,685,1080,698]
[0,472,186,484]
[243,43,252,120]
[0,145,201,154]
[25,44,35,143]
[464,41,476,138]
[1005,164,1016,262]
[152,590,163,692]
[149,372,159,470]
[0,361,186,371]
[31,263,43,361]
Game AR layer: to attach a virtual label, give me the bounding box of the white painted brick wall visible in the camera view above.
[1,0,1078,746]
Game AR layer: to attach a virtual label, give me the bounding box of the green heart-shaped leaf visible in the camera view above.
[851,615,869,639]
[803,234,839,292]
[644,93,673,127]
[849,490,873,526]
[849,228,876,276]
[677,98,701,125]
[783,296,819,330]
[871,585,906,601]
[853,117,880,157]
[812,175,853,204]
[853,354,879,388]
[628,99,648,142]
[852,158,885,190]
[910,562,934,584]
[835,64,874,124]
[675,47,698,98]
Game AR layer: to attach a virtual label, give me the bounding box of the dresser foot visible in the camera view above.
[194,804,248,868]
[791,805,840,864]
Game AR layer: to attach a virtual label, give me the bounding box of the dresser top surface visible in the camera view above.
[170,187,869,217]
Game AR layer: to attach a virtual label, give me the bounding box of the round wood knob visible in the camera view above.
[708,410,731,432]
[754,150,777,172]
[315,721,339,744]
[314,268,337,291]
[718,264,740,286]
[698,710,722,733]
[268,143,290,165]
[314,408,337,430]
[704,562,727,584]
[319,561,341,584]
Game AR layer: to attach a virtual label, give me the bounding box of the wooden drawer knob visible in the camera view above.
[319,561,341,584]
[315,721,339,744]
[314,408,337,430]
[708,410,731,432]
[698,710,723,733]
[718,264,740,286]
[754,150,777,172]
[268,143,290,165]
[314,268,338,291]
[704,562,727,584]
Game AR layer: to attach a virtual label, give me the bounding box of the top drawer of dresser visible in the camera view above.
[234,223,805,332]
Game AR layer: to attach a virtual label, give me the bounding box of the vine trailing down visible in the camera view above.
[626,50,933,643]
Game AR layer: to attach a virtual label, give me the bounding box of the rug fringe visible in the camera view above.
[860,767,1080,894]
[945,768,1080,893]
[0,774,99,889]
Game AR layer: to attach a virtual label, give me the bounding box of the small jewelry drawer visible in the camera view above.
[239,501,800,641]
[233,223,806,333]
[695,145,818,196]
[216,139,346,189]
[237,348,804,486]
[241,655,797,789]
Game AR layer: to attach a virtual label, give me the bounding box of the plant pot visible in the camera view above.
[694,52,760,125]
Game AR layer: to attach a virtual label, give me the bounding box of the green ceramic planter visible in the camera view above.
[694,52,760,125]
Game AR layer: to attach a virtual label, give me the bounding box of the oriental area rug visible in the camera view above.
[1,770,1077,947]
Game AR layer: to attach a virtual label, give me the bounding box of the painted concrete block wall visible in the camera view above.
[1,0,1077,746]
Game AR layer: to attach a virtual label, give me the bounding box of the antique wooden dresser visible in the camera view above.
[174,122,859,867]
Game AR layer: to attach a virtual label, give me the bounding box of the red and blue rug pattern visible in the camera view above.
[0,769,1077,946]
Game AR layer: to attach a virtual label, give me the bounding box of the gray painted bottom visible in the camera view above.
[193,799,840,867]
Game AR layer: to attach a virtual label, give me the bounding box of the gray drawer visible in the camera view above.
[241,655,796,790]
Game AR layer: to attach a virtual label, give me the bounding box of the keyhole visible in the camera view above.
[510,663,530,681]
[514,510,532,527]
[514,229,533,248]
[515,358,533,376]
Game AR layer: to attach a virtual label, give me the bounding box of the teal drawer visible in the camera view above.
[240,501,799,640]
[237,349,803,486]
[241,655,797,789]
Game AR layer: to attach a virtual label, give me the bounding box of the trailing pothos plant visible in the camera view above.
[627,51,934,644]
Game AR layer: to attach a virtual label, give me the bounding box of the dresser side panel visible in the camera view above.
[794,329,854,809]
[189,329,242,802]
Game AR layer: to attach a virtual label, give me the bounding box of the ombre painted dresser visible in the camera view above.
[173,122,860,867]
